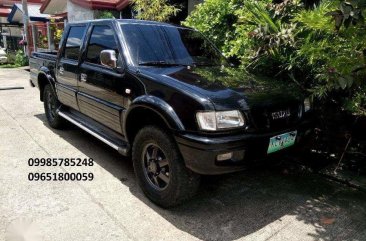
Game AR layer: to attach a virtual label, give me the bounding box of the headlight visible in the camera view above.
[196,110,245,131]
[304,98,311,112]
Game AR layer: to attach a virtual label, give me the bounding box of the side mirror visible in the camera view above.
[100,50,117,68]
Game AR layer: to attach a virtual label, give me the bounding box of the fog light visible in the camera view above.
[217,152,233,161]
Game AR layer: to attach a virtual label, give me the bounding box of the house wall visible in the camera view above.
[4,26,22,37]
[0,17,7,23]
[67,0,94,23]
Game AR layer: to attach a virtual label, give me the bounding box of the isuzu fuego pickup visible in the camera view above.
[30,19,313,207]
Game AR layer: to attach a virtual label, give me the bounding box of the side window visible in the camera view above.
[63,26,86,60]
[86,25,119,65]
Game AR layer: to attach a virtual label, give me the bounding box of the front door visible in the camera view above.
[56,24,87,110]
[77,24,127,134]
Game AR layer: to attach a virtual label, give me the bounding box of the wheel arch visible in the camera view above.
[38,69,56,102]
[124,95,185,145]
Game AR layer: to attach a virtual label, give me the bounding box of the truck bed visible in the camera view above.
[29,51,58,88]
[32,51,58,61]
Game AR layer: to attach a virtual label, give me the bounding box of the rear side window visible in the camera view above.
[85,25,119,65]
[63,26,86,60]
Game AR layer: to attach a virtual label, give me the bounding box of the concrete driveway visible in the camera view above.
[0,68,365,241]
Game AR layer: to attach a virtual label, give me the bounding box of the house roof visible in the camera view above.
[0,1,43,18]
[70,0,130,10]
[40,0,130,14]
[0,7,10,17]
[8,3,50,23]
[0,0,43,7]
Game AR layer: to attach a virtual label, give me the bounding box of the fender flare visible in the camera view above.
[124,95,185,137]
[38,67,56,100]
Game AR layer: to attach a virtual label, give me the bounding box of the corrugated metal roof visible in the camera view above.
[14,3,50,18]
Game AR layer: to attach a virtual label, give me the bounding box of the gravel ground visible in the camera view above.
[0,67,365,241]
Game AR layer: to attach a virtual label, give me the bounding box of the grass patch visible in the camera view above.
[0,64,22,68]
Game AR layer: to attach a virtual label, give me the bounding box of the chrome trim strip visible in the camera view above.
[58,111,120,151]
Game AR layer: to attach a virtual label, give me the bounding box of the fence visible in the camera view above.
[27,21,65,55]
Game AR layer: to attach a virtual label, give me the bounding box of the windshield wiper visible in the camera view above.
[139,61,184,67]
[138,61,219,68]
[191,62,220,67]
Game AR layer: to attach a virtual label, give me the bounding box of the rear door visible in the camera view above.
[77,23,127,134]
[56,24,87,110]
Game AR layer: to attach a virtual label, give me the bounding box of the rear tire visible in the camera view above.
[43,84,65,129]
[132,126,200,208]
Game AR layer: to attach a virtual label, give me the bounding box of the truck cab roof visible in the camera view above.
[68,19,191,29]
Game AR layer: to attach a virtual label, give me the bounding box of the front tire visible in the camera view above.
[132,126,200,208]
[43,84,65,129]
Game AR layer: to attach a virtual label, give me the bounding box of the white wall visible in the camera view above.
[1,26,22,37]
[0,16,7,24]
[67,0,95,23]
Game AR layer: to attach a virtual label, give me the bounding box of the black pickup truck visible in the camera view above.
[30,19,313,207]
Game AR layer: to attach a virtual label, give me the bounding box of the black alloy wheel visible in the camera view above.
[142,143,170,190]
[43,84,65,129]
[132,126,200,208]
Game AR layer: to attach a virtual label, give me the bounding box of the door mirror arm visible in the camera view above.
[115,66,125,75]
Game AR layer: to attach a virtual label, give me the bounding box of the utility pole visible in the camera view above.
[22,0,30,56]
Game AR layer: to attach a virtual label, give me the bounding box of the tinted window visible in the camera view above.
[86,25,119,65]
[64,26,86,60]
[120,24,225,67]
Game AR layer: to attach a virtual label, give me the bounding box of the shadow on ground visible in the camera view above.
[35,114,366,241]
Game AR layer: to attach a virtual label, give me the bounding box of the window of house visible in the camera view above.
[85,25,119,65]
[63,26,86,60]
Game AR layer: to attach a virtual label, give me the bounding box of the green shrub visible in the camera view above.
[294,0,366,113]
[183,0,239,54]
[95,11,115,19]
[184,0,300,75]
[6,52,16,64]
[185,0,366,115]
[131,0,180,22]
[15,50,28,67]
[1,50,28,68]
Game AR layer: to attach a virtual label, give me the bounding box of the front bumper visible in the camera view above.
[175,119,314,175]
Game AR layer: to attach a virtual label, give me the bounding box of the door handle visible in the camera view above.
[59,67,64,75]
[80,73,87,82]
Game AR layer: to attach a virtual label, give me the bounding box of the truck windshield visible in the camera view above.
[120,23,226,67]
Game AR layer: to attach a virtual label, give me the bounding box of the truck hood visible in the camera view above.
[138,66,304,111]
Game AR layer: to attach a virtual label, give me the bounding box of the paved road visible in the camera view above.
[0,68,365,241]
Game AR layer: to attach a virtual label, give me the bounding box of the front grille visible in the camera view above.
[250,102,302,131]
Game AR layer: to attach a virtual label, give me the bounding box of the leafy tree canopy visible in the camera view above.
[131,0,180,22]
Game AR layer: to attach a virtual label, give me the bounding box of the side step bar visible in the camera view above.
[58,111,129,156]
